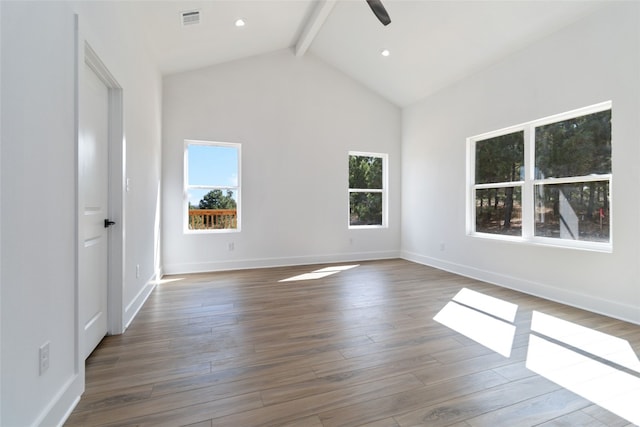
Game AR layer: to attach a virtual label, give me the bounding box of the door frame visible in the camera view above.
[77,41,125,344]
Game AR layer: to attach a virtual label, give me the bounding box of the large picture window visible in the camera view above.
[468,102,612,250]
[349,152,388,228]
[184,140,240,232]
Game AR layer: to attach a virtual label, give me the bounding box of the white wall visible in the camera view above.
[0,1,162,425]
[162,50,401,274]
[401,3,640,325]
[1,3,79,425]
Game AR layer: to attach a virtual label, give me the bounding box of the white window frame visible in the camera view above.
[348,151,389,229]
[184,140,241,234]
[467,101,612,252]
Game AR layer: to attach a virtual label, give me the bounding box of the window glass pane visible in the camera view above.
[187,189,238,230]
[475,131,524,184]
[188,144,238,187]
[349,155,383,189]
[535,110,611,179]
[350,192,382,226]
[475,187,522,236]
[534,181,609,242]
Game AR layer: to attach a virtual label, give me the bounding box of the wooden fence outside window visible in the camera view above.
[188,209,237,230]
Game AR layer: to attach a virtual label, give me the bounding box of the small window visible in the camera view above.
[184,141,240,232]
[468,102,612,250]
[348,152,388,228]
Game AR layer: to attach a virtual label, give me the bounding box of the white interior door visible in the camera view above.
[79,61,110,359]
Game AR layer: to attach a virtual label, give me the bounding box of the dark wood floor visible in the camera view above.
[65,259,640,426]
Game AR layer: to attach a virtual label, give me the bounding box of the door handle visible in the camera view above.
[104,219,116,228]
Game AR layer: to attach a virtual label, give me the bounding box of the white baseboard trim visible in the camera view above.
[401,250,640,326]
[162,250,401,275]
[34,373,83,427]
[123,274,157,330]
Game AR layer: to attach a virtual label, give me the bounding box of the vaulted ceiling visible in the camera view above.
[127,0,606,107]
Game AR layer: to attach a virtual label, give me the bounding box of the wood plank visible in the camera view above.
[318,370,509,427]
[211,374,424,426]
[393,375,560,427]
[463,388,590,426]
[535,409,610,427]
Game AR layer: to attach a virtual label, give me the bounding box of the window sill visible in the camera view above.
[468,232,612,253]
[349,225,388,230]
[184,229,241,235]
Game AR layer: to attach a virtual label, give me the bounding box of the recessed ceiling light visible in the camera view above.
[235,18,246,27]
[380,49,390,57]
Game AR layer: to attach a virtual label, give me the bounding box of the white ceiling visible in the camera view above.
[129,0,607,107]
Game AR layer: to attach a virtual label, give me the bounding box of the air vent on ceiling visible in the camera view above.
[181,10,200,26]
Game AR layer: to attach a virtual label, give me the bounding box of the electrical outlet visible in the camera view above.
[136,264,140,278]
[228,242,235,251]
[39,342,50,375]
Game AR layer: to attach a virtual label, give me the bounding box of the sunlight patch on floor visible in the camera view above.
[434,288,640,426]
[531,311,640,373]
[452,287,518,322]
[279,264,360,282]
[434,288,517,357]
[527,333,640,425]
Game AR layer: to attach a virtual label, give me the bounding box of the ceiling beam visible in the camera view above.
[295,0,338,57]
